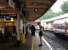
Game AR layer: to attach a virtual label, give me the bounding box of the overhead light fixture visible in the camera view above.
[11,18,14,21]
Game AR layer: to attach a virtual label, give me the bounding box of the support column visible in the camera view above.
[23,17,27,34]
[16,11,20,41]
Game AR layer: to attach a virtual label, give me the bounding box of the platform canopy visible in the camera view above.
[0,0,56,21]
[0,0,16,16]
[22,0,56,21]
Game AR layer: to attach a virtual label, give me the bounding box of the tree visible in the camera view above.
[61,1,68,13]
[39,9,63,20]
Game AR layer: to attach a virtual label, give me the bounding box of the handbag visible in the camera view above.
[20,33,26,44]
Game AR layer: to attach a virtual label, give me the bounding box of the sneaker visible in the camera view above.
[38,44,43,47]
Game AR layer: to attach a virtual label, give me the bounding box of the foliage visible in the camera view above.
[39,9,63,20]
[61,1,68,13]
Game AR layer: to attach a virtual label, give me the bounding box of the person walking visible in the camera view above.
[38,24,44,47]
[37,22,43,46]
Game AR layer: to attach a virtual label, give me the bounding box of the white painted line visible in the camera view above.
[36,33,53,50]
[42,37,53,50]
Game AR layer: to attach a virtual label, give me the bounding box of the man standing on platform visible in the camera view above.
[31,25,36,37]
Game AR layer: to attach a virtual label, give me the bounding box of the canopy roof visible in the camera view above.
[24,0,56,21]
[0,0,16,16]
[0,0,56,21]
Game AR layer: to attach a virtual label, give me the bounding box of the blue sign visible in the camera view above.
[5,16,10,20]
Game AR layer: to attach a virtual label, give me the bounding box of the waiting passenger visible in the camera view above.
[30,25,36,36]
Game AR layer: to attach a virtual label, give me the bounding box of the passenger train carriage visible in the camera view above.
[40,13,68,37]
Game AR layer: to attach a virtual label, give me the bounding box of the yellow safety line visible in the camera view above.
[31,37,34,50]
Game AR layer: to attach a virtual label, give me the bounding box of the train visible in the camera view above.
[0,15,17,41]
[52,18,68,36]
[40,13,68,37]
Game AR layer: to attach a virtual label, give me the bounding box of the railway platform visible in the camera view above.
[0,32,50,50]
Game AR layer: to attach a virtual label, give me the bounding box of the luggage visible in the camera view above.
[20,33,26,44]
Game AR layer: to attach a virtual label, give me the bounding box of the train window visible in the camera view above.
[57,24,64,29]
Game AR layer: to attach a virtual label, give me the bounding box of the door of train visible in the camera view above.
[3,22,17,40]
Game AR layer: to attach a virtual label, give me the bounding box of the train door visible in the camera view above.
[11,26,17,37]
[4,26,11,39]
[3,25,17,40]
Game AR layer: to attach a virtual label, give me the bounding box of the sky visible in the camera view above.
[51,0,67,12]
